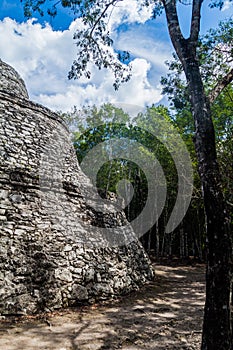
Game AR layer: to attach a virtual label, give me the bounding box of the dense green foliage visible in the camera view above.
[60,103,202,258]
[60,86,232,259]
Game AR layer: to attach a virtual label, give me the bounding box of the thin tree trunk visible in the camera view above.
[185,232,188,258]
[180,225,185,258]
[196,207,203,261]
[155,223,160,258]
[168,231,173,258]
[187,63,232,350]
[161,230,166,257]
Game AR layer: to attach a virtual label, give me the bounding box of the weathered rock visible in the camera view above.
[0,60,154,315]
[71,284,88,302]
[0,60,29,99]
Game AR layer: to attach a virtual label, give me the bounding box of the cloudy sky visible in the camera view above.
[0,0,232,112]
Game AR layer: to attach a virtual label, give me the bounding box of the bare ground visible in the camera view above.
[0,264,206,350]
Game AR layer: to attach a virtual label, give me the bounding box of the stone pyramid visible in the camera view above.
[0,60,154,314]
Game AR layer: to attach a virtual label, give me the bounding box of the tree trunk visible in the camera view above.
[180,225,185,258]
[162,1,232,347]
[186,62,232,350]
[155,223,160,258]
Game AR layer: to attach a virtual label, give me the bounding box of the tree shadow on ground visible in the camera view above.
[88,265,205,350]
[0,264,205,350]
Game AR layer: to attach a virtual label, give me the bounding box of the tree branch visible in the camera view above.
[190,0,203,44]
[161,0,186,65]
[89,0,122,37]
[209,68,233,103]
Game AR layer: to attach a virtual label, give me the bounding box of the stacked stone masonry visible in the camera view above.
[0,60,154,314]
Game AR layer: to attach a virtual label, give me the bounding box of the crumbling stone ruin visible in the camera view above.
[0,60,154,314]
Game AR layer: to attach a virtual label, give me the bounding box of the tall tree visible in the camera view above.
[21,1,233,349]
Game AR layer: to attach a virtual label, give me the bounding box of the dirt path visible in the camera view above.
[0,264,205,350]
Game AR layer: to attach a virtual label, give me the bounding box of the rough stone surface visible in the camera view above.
[0,60,29,100]
[0,61,154,315]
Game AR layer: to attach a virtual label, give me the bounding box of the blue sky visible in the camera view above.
[0,0,232,111]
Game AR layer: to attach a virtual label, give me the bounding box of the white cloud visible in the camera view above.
[107,0,154,30]
[38,58,161,111]
[115,23,172,73]
[222,0,231,11]
[0,17,168,112]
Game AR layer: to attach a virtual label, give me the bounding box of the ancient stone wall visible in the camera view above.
[0,60,154,314]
